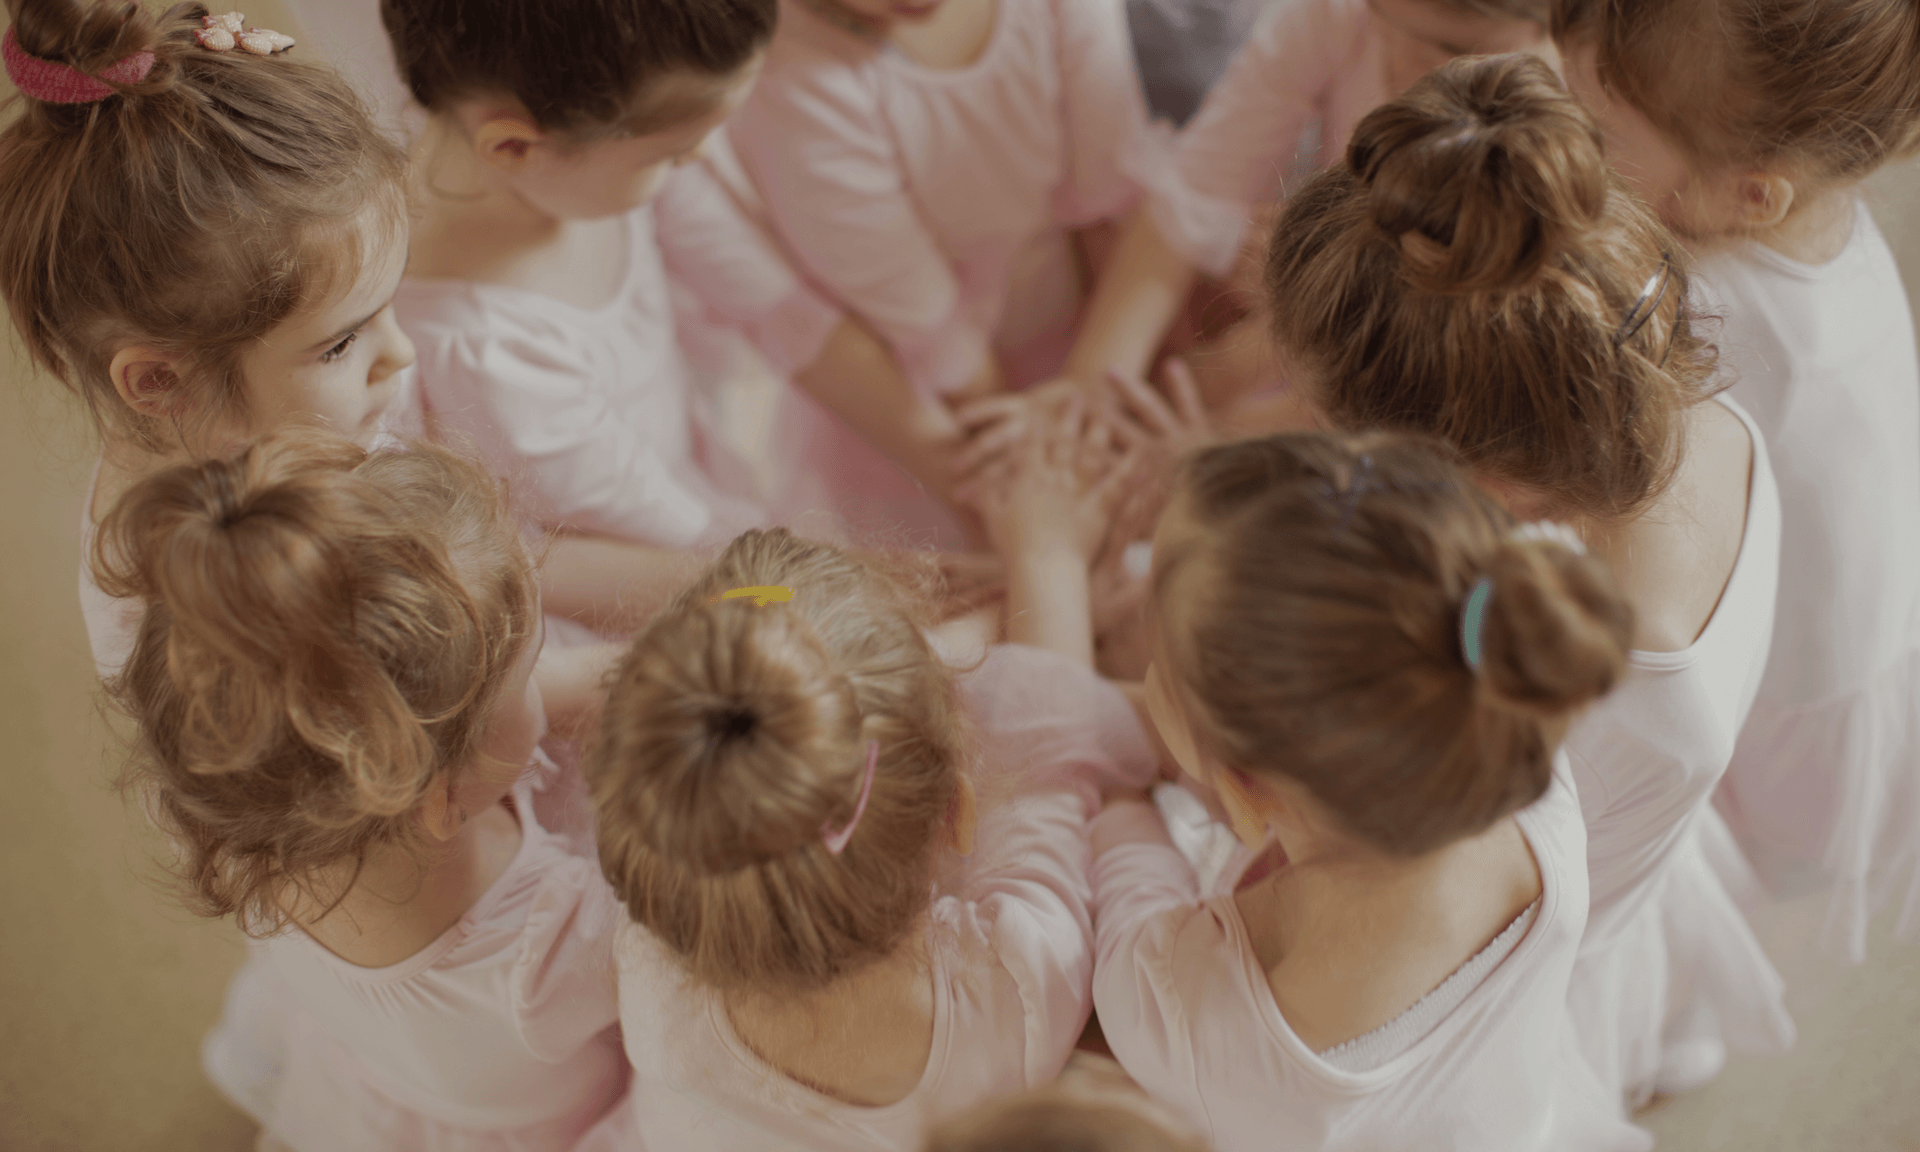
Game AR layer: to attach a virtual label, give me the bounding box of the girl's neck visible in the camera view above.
[794,0,999,71]
[1237,815,1540,1052]
[405,117,628,306]
[295,794,524,970]
[726,925,937,1108]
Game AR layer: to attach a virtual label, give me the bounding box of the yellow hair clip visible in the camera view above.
[713,585,795,608]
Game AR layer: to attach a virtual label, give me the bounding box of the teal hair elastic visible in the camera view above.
[1459,577,1494,673]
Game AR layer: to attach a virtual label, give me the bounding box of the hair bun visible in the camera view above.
[1475,535,1633,718]
[1348,53,1609,294]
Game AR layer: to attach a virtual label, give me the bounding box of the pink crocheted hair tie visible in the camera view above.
[3,24,155,104]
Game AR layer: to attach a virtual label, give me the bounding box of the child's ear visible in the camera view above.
[418,772,464,842]
[107,346,187,418]
[1733,171,1797,232]
[473,117,546,176]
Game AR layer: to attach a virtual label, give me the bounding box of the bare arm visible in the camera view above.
[538,533,708,638]
[1061,206,1199,386]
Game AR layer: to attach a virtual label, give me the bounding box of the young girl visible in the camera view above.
[576,418,1152,1151]
[384,0,981,606]
[1249,53,1794,1105]
[1558,0,1920,965]
[1094,431,1643,1152]
[94,428,627,1151]
[1059,0,1555,393]
[0,0,413,678]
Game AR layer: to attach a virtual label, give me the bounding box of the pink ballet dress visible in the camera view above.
[395,153,846,557]
[1136,0,1386,278]
[1702,203,1920,962]
[1091,758,1647,1152]
[577,644,1159,1152]
[201,780,628,1152]
[1561,396,1795,1107]
[731,0,1154,398]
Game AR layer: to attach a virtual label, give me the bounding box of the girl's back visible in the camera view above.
[1094,760,1638,1152]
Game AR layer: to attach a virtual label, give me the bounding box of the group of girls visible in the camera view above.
[2,0,1917,1148]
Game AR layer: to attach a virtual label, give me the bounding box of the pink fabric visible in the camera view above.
[581,645,1158,1152]
[2,25,153,104]
[201,782,629,1151]
[1562,396,1795,1107]
[1091,759,1648,1152]
[1136,0,1382,276]
[395,159,842,552]
[1704,204,1920,962]
[730,0,1153,399]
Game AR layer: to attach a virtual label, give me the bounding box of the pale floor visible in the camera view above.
[3,25,1920,1150]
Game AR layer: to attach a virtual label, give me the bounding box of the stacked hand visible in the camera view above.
[954,391,1140,566]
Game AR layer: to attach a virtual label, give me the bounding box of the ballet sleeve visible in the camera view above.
[1050,0,1152,227]
[957,784,1103,1085]
[653,132,845,378]
[411,309,720,548]
[512,854,625,1063]
[1139,0,1367,275]
[729,57,993,397]
[962,644,1160,800]
[1089,800,1213,1101]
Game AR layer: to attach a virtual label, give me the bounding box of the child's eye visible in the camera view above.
[320,331,359,364]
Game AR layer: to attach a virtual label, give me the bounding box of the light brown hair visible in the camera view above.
[1267,52,1714,522]
[588,529,972,995]
[1556,0,1920,181]
[1158,432,1633,857]
[0,0,407,447]
[94,427,537,932]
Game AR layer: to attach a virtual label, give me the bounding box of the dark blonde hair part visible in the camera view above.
[95,427,538,932]
[0,0,407,446]
[589,529,972,995]
[1557,0,1920,181]
[1159,433,1633,857]
[1267,52,1715,522]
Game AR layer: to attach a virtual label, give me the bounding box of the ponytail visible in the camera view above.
[589,529,971,994]
[1267,53,1713,522]
[1162,432,1632,857]
[99,427,536,930]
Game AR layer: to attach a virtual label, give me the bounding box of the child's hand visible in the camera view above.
[950,378,1090,484]
[958,395,1138,566]
[1101,357,1215,463]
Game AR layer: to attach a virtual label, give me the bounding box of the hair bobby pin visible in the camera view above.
[1614,253,1674,353]
[821,741,879,856]
[195,13,295,55]
[712,585,795,607]
[2,24,154,103]
[1459,577,1494,673]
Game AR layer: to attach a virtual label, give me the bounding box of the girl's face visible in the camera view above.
[1367,0,1555,96]
[236,204,415,446]
[507,63,762,221]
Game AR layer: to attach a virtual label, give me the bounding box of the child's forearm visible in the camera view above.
[1006,548,1095,668]
[1062,206,1198,386]
[794,317,968,502]
[538,534,708,637]
[535,641,625,735]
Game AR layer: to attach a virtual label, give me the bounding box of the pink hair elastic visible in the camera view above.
[2,24,154,104]
[821,741,879,856]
